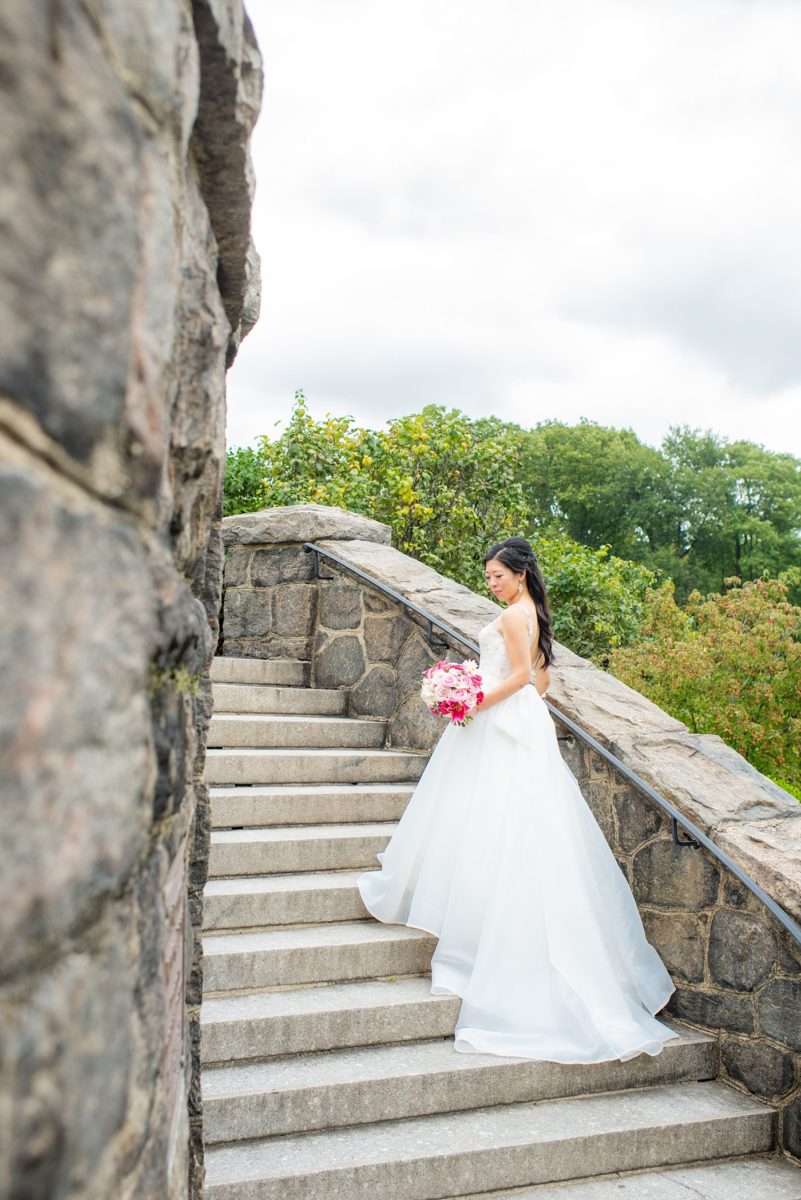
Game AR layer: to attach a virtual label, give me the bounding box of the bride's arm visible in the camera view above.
[474,607,535,713]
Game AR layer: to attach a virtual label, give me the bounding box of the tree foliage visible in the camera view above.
[222,444,270,516]
[223,395,801,788]
[520,420,801,603]
[608,577,801,790]
[534,536,656,665]
[224,393,651,652]
[242,392,527,592]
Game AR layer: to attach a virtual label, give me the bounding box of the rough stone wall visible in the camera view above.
[0,4,261,1198]
[221,503,801,1162]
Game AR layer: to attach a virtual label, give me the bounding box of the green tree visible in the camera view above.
[223,444,270,516]
[521,419,678,562]
[255,389,379,513]
[609,576,801,791]
[661,428,801,601]
[369,407,528,590]
[519,419,801,604]
[534,536,657,665]
[226,394,657,659]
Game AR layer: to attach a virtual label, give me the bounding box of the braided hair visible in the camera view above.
[483,536,555,668]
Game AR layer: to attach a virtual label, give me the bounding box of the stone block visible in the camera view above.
[669,986,755,1035]
[272,584,315,638]
[548,663,689,749]
[716,815,801,926]
[223,549,251,587]
[757,979,801,1051]
[251,546,315,586]
[783,1092,801,1161]
[641,910,706,984]
[191,0,263,347]
[614,856,630,882]
[721,1035,795,1099]
[315,635,366,689]
[318,581,363,630]
[222,588,271,638]
[613,788,667,854]
[221,636,311,662]
[351,666,397,719]
[395,634,438,696]
[611,730,799,835]
[390,693,442,752]
[578,780,616,848]
[364,614,410,663]
[0,4,146,497]
[222,503,391,547]
[632,840,720,912]
[777,934,801,976]
[364,590,396,614]
[722,875,761,911]
[709,909,777,992]
[0,465,154,973]
[3,937,135,1198]
[556,736,590,783]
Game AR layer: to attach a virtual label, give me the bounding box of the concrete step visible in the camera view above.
[203,1080,774,1200]
[210,783,414,829]
[203,922,436,994]
[202,1023,714,1144]
[211,657,308,687]
[451,1156,801,1198]
[207,714,386,750]
[208,823,394,879]
[200,977,460,1064]
[204,870,372,929]
[205,747,427,787]
[212,682,347,716]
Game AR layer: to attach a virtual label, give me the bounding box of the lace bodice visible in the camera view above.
[478,608,537,689]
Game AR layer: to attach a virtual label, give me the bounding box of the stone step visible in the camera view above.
[451,1156,801,1198]
[210,657,308,687]
[203,1080,774,1200]
[204,870,372,929]
[212,682,347,716]
[210,783,414,829]
[208,824,394,879]
[202,1024,714,1144]
[207,713,387,750]
[200,977,460,1064]
[205,747,427,787]
[203,922,436,995]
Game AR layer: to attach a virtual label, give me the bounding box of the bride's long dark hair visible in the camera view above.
[483,537,555,668]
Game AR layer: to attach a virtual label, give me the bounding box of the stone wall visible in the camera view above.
[221,503,801,1161]
[0,4,261,1198]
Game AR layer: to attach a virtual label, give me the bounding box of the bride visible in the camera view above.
[357,536,678,1063]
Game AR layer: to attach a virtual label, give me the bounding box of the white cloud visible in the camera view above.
[228,0,801,456]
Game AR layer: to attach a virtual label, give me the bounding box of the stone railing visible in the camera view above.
[221,502,801,1161]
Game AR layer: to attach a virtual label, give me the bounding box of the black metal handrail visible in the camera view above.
[303,541,801,949]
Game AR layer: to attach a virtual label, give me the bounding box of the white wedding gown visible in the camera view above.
[357,609,679,1063]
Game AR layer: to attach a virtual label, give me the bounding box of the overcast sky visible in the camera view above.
[227,0,801,457]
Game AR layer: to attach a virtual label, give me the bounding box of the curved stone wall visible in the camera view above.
[222,502,801,1160]
[0,4,261,1197]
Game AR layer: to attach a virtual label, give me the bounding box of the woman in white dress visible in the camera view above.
[357,536,678,1064]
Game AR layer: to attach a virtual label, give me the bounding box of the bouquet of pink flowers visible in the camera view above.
[420,659,484,726]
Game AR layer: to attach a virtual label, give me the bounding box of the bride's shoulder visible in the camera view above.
[499,604,538,638]
[499,604,533,628]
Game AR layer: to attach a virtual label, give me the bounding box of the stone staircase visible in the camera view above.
[201,655,801,1200]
